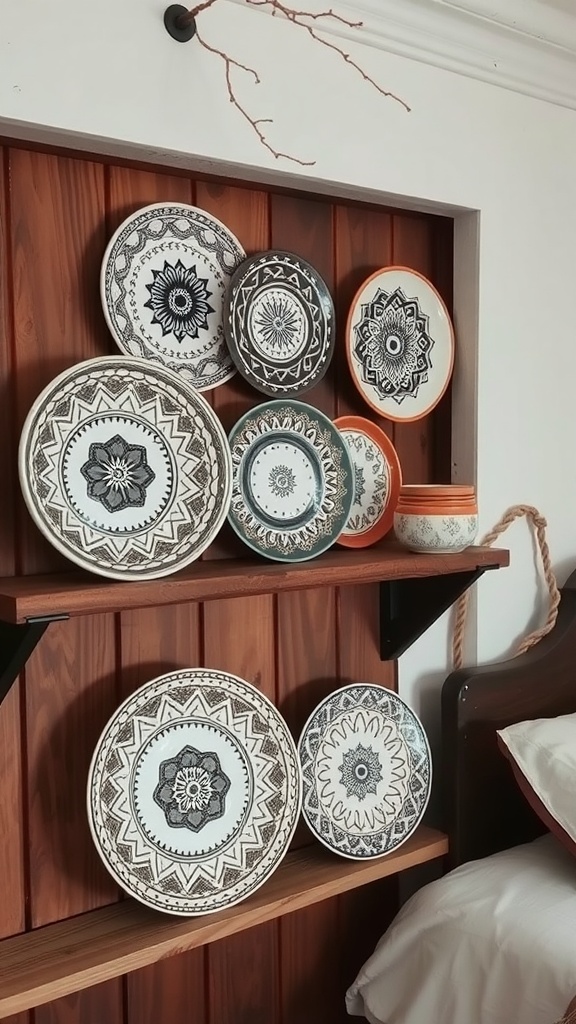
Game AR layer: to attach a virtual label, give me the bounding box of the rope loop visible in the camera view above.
[452,504,560,671]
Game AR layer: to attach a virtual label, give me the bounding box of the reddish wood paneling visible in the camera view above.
[0,141,453,1024]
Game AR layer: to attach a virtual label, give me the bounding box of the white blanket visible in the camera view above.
[346,835,576,1024]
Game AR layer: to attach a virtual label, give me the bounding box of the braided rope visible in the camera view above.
[452,504,560,671]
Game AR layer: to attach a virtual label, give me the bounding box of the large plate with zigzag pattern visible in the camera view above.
[87,668,302,915]
[298,684,432,860]
[18,355,232,580]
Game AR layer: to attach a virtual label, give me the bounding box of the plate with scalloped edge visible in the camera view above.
[298,683,432,860]
[334,415,402,548]
[18,355,232,581]
[227,400,354,563]
[101,202,245,392]
[346,266,455,422]
[87,668,302,915]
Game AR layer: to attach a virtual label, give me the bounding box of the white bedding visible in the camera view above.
[346,835,576,1024]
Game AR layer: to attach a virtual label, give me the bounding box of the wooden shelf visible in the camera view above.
[0,826,447,1017]
[0,544,508,624]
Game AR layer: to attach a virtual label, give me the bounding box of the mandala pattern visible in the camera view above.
[298,684,431,860]
[339,744,383,801]
[224,251,335,397]
[88,669,302,916]
[144,259,215,342]
[353,286,434,405]
[153,746,230,831]
[81,434,155,513]
[101,203,245,391]
[353,464,366,507]
[19,356,232,580]
[269,465,296,499]
[228,401,353,562]
[339,428,392,540]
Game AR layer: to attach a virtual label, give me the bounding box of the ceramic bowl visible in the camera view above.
[394,510,478,554]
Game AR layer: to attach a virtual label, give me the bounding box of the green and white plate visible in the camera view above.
[227,400,353,562]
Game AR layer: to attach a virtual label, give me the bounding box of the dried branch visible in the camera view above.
[246,0,411,112]
[178,0,411,164]
[195,25,316,166]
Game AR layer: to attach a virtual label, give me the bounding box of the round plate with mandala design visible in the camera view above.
[298,684,432,860]
[101,202,245,392]
[227,400,353,562]
[18,356,232,581]
[87,668,302,916]
[223,250,335,396]
[346,266,455,422]
[334,416,402,548]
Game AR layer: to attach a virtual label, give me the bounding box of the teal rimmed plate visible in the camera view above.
[227,400,353,562]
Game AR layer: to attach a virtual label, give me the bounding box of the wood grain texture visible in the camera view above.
[0,828,449,1018]
[0,545,509,623]
[10,149,108,574]
[0,149,25,945]
[203,594,279,1024]
[34,980,123,1024]
[126,956,205,1024]
[25,616,119,926]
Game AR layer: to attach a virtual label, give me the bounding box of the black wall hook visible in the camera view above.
[164,4,197,42]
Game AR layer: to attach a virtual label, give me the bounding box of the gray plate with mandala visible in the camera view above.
[346,266,455,422]
[87,668,302,916]
[298,684,432,860]
[101,202,245,392]
[223,250,335,397]
[227,400,353,563]
[18,356,232,581]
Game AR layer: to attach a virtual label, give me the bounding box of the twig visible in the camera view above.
[246,0,411,112]
[195,25,316,166]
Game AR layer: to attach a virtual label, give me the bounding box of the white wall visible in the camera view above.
[2,0,576,764]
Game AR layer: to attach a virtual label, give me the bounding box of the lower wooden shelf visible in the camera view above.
[0,826,447,1017]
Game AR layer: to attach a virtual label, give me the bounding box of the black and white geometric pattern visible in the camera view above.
[101,203,245,392]
[19,356,232,580]
[298,684,432,860]
[224,251,335,397]
[88,669,302,916]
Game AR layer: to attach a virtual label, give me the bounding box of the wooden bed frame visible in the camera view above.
[442,567,576,869]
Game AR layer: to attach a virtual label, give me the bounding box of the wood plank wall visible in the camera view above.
[0,144,453,1024]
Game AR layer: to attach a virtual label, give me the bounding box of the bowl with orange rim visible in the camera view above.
[394,483,478,553]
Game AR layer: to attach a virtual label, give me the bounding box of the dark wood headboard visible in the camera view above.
[441,568,576,869]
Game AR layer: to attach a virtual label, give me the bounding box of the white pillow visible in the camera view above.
[497,712,576,858]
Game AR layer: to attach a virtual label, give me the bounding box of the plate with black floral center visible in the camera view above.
[334,415,402,548]
[227,400,353,562]
[18,355,232,580]
[101,202,245,392]
[224,250,335,396]
[298,684,432,860]
[346,266,455,422]
[87,668,302,915]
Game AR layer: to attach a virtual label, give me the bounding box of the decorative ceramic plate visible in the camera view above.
[227,400,353,562]
[224,250,335,396]
[101,202,245,392]
[18,356,232,581]
[334,416,402,548]
[346,266,455,422]
[298,684,432,860]
[88,669,302,916]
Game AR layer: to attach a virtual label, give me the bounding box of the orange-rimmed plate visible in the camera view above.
[346,266,454,423]
[334,416,402,548]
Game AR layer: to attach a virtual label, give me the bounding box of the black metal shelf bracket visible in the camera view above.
[0,615,70,707]
[379,567,500,661]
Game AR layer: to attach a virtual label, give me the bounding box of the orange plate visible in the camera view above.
[334,415,402,548]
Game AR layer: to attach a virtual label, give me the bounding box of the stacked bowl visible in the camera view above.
[393,484,478,554]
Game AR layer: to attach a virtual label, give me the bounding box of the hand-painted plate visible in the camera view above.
[224,250,335,396]
[298,684,432,860]
[19,356,232,580]
[88,668,302,916]
[334,416,402,548]
[101,202,245,392]
[227,400,353,562]
[346,266,455,422]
